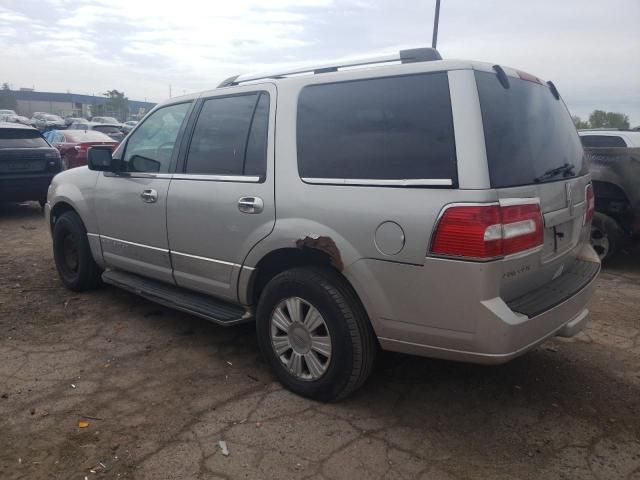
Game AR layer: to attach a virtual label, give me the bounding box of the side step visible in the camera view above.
[102,270,252,326]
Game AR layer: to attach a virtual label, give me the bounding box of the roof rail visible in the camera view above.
[217,47,442,88]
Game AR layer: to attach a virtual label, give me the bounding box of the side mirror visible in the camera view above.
[88,146,114,171]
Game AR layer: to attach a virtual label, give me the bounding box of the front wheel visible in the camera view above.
[52,211,102,291]
[256,267,376,402]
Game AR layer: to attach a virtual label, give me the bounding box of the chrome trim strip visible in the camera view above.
[171,250,256,271]
[498,197,540,207]
[172,174,261,183]
[172,250,237,267]
[100,235,169,253]
[87,233,99,238]
[104,172,173,179]
[301,178,453,187]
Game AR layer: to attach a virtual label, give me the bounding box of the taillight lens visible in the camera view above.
[431,202,544,260]
[584,184,595,225]
[75,143,89,153]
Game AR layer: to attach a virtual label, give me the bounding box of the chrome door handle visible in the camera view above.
[140,189,158,203]
[238,196,264,214]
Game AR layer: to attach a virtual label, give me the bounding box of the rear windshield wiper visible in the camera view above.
[534,163,575,183]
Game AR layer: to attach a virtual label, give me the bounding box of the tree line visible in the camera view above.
[572,110,631,130]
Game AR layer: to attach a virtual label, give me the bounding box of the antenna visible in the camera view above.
[432,0,441,49]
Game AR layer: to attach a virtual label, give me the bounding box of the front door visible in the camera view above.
[95,101,192,283]
[167,86,276,301]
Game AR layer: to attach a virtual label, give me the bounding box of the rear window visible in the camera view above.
[580,135,627,148]
[297,73,457,184]
[475,71,586,188]
[94,125,120,134]
[0,129,49,148]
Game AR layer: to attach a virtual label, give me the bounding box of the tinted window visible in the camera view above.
[244,93,269,176]
[297,73,457,182]
[123,102,190,173]
[475,71,586,188]
[185,93,269,177]
[580,135,627,148]
[0,129,49,148]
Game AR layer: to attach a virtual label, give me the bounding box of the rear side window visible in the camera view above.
[297,73,457,183]
[185,92,269,177]
[0,129,48,148]
[475,71,586,188]
[580,135,627,148]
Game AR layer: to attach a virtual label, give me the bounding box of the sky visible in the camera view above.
[1,0,639,125]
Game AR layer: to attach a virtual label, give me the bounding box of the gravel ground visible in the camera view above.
[1,201,639,480]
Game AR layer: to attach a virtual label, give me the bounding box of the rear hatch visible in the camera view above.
[474,69,593,302]
[0,128,61,175]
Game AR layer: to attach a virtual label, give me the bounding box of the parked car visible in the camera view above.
[122,120,138,133]
[43,129,118,170]
[68,121,124,142]
[46,48,600,401]
[0,122,61,207]
[0,113,32,126]
[90,116,121,124]
[30,113,66,131]
[64,116,85,127]
[579,129,640,259]
[0,109,17,116]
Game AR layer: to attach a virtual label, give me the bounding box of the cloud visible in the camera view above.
[0,0,639,124]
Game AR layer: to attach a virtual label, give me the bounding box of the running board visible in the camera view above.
[102,270,252,326]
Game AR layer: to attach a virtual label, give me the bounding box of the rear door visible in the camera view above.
[166,85,275,302]
[474,69,591,299]
[94,101,192,283]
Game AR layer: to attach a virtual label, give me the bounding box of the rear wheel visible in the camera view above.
[53,211,102,291]
[256,267,376,402]
[591,212,624,261]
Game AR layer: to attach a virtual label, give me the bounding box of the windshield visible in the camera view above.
[475,71,586,188]
[0,129,49,148]
[65,131,113,142]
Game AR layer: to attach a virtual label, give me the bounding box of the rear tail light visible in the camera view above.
[74,143,89,153]
[584,184,595,225]
[430,202,544,261]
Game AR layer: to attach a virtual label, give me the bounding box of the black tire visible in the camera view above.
[53,211,102,291]
[591,212,624,261]
[256,267,377,402]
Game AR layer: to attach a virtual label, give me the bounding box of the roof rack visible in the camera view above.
[217,47,442,88]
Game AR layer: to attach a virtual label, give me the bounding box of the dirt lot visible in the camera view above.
[1,202,639,480]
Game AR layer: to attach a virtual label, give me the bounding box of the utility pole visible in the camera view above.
[432,0,441,49]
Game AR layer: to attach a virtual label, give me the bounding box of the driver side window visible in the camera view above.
[122,102,191,173]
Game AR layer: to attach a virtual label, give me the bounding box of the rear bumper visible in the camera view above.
[0,174,54,202]
[348,243,600,365]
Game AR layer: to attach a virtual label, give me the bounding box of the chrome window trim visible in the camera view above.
[172,174,261,183]
[171,250,256,270]
[301,177,453,187]
[100,235,169,253]
[103,172,173,179]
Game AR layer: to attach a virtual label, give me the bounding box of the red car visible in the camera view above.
[45,129,118,169]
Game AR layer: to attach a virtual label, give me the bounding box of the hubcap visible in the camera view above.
[591,226,610,260]
[270,297,332,381]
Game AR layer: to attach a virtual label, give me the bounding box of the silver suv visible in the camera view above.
[46,48,600,401]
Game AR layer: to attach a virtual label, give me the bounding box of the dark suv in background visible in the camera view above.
[0,123,62,207]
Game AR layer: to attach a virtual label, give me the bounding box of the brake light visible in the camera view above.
[431,202,544,260]
[584,184,595,225]
[74,143,89,153]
